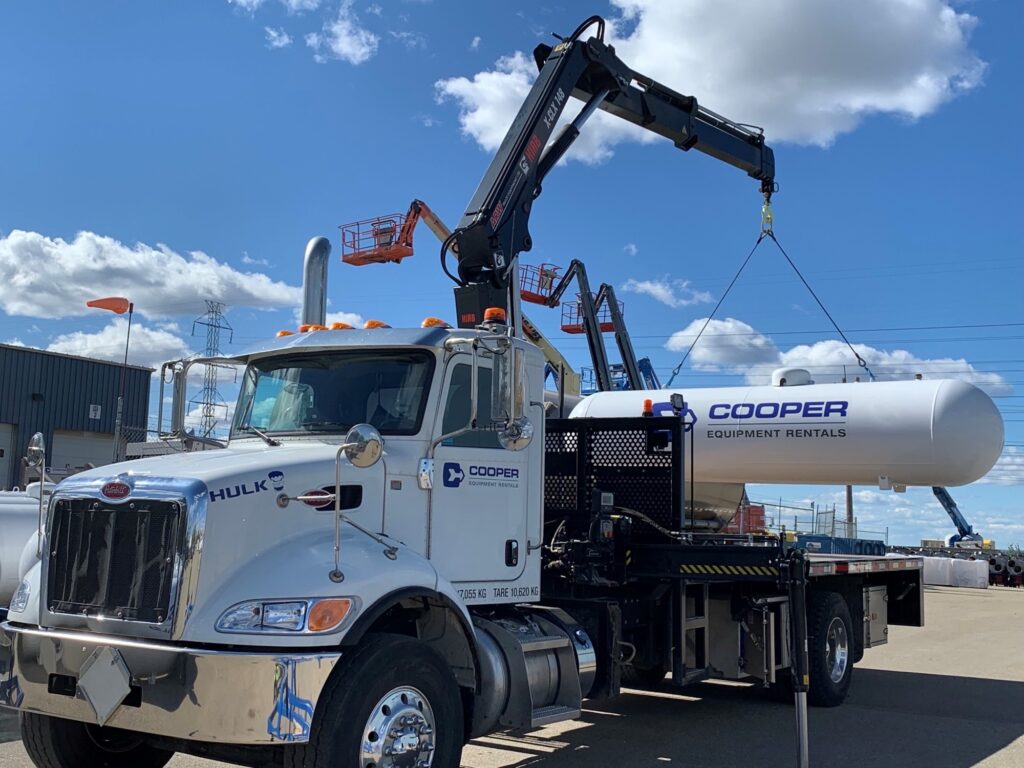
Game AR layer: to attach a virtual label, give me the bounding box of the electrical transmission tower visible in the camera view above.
[190,300,233,437]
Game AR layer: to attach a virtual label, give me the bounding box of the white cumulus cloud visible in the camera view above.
[306,1,379,64]
[666,317,780,369]
[325,310,365,328]
[436,51,650,165]
[227,0,266,12]
[664,316,1012,395]
[772,341,1012,394]
[469,35,481,51]
[47,318,193,370]
[389,30,427,50]
[435,0,984,162]
[280,0,320,12]
[622,276,712,309]
[0,230,301,320]
[265,26,293,49]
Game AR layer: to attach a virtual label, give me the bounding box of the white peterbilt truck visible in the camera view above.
[0,16,1006,768]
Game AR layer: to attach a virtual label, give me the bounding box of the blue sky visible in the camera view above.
[1,0,1021,546]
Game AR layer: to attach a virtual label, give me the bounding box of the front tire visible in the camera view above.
[20,713,173,768]
[807,591,854,707]
[293,633,464,768]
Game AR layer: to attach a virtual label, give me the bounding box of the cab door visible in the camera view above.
[428,356,529,583]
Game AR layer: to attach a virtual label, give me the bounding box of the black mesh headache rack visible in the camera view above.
[543,416,789,580]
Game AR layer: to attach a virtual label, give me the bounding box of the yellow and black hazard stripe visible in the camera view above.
[677,564,779,577]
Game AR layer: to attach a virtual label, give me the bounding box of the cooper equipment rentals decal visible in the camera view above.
[442,462,520,489]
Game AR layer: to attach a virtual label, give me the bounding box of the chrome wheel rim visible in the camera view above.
[826,616,849,684]
[360,685,436,768]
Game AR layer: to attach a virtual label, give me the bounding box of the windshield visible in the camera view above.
[232,350,435,437]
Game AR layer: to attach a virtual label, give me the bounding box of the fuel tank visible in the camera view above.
[569,378,1003,488]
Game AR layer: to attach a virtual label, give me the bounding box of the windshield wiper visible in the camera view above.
[237,425,281,447]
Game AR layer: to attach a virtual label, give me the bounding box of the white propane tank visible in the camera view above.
[0,484,49,605]
[570,378,1003,487]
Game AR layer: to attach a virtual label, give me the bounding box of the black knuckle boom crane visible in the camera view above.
[448,15,775,327]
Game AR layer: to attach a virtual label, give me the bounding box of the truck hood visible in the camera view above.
[50,439,402,645]
[60,440,345,496]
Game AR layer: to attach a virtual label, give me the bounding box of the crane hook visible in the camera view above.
[760,193,774,236]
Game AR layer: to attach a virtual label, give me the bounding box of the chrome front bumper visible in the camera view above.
[0,621,341,744]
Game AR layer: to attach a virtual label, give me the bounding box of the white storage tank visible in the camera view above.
[0,484,49,605]
[570,378,1003,488]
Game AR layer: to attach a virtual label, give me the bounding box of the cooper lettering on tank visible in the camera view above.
[707,401,849,420]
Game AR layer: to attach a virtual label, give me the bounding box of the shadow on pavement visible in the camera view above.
[469,669,1024,768]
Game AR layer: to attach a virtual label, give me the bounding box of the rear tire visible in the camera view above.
[807,591,853,707]
[290,633,464,768]
[20,712,173,768]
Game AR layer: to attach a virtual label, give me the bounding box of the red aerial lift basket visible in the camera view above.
[519,263,561,305]
[560,294,621,334]
[339,213,413,266]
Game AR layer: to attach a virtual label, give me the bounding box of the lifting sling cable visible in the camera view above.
[666,208,876,387]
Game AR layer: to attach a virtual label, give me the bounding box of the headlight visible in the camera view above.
[216,598,354,634]
[9,579,30,613]
[262,602,307,631]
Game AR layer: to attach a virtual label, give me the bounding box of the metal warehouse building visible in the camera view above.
[0,344,151,490]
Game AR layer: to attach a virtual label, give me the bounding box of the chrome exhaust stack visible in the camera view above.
[301,236,332,327]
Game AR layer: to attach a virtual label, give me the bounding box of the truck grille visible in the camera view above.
[47,498,182,624]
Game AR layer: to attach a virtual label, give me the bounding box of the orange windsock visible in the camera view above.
[86,297,131,315]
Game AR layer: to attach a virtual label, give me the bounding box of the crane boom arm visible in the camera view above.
[452,15,775,290]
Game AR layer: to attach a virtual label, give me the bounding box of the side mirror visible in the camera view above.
[342,424,383,468]
[26,432,46,467]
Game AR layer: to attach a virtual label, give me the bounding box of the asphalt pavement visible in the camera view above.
[2,585,1022,767]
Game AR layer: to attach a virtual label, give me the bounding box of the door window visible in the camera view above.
[441,363,499,449]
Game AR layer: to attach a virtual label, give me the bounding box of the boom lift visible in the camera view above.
[340,199,452,266]
[932,486,985,547]
[527,259,643,393]
[341,199,584,396]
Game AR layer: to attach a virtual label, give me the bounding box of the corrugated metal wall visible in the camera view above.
[0,344,151,487]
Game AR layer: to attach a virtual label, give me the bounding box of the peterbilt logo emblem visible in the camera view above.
[101,481,131,499]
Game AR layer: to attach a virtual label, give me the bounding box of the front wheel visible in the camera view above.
[20,713,173,768]
[292,633,464,768]
[807,591,854,707]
